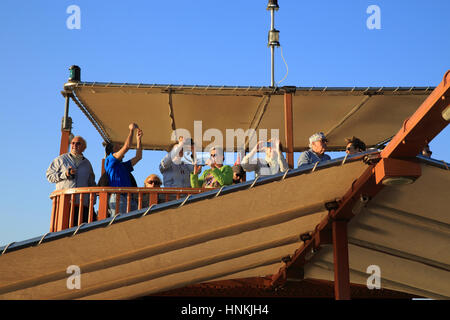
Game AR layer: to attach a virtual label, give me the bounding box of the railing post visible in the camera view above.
[150,193,158,205]
[49,197,57,232]
[98,191,108,221]
[56,193,71,232]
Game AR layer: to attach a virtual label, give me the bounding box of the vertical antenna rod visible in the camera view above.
[267,0,280,87]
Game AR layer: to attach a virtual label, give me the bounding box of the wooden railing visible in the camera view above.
[49,187,208,232]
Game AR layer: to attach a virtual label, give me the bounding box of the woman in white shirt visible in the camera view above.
[241,138,288,178]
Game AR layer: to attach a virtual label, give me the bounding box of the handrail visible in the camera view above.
[49,187,208,232]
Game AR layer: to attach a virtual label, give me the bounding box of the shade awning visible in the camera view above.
[66,82,433,151]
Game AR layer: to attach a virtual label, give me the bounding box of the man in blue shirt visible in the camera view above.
[298,132,331,168]
[104,123,143,216]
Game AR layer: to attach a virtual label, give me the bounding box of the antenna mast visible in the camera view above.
[267,0,280,87]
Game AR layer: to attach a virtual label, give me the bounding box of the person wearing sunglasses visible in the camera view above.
[144,174,162,188]
[46,135,96,225]
[190,146,233,188]
[345,136,366,155]
[241,138,288,178]
[297,132,331,168]
[142,174,164,207]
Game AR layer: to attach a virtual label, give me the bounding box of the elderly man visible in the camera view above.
[46,135,96,224]
[297,132,331,168]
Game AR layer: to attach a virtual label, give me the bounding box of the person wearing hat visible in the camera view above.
[297,132,331,168]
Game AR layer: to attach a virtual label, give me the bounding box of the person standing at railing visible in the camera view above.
[104,123,143,216]
[345,136,367,155]
[159,136,195,188]
[142,174,165,207]
[241,138,288,178]
[191,146,233,188]
[46,135,96,224]
[297,132,331,168]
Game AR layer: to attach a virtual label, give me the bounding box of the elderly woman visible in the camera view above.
[190,146,233,188]
[241,138,288,178]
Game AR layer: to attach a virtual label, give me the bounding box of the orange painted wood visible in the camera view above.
[69,194,75,228]
[374,158,421,185]
[381,70,450,159]
[284,92,294,168]
[89,193,95,222]
[126,193,131,213]
[56,194,71,231]
[332,220,351,300]
[78,194,84,225]
[98,192,108,220]
[59,130,71,156]
[50,198,57,232]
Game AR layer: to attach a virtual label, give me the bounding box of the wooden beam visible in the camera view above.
[284,92,294,168]
[381,70,450,159]
[59,130,71,155]
[332,219,351,300]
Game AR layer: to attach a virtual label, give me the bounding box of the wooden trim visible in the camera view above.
[332,220,351,300]
[56,194,71,231]
[59,130,71,156]
[284,92,294,168]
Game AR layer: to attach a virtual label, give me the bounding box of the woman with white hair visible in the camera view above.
[241,138,288,178]
[190,146,233,188]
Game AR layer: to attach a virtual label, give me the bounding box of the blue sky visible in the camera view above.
[0,0,448,246]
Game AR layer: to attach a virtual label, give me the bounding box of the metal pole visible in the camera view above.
[270,9,275,87]
[63,95,70,130]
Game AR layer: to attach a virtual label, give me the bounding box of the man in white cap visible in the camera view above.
[297,132,331,167]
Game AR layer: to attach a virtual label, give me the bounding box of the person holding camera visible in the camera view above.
[159,136,195,188]
[190,146,233,188]
[241,138,288,178]
[46,135,96,224]
[104,123,143,216]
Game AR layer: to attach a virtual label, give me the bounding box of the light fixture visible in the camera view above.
[442,104,450,121]
[381,176,416,186]
[68,65,81,82]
